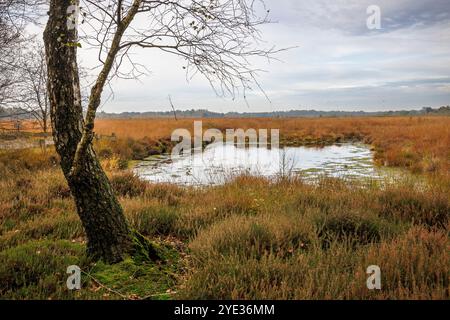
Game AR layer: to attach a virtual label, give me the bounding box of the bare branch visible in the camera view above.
[76,0,283,97]
[67,0,284,177]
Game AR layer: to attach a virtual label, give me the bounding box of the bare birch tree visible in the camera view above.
[15,40,50,133]
[0,0,45,107]
[44,0,279,262]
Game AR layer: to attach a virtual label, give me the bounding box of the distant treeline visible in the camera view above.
[0,107,35,120]
[1,105,449,120]
[96,106,450,119]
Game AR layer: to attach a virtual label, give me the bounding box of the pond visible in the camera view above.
[134,143,388,186]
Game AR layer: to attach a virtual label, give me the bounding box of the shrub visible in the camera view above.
[190,215,312,260]
[130,206,179,237]
[110,172,147,197]
[144,183,185,206]
[316,212,382,248]
[378,188,449,228]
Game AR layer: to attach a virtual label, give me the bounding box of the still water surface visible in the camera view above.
[134,143,386,186]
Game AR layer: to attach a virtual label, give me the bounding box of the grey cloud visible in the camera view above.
[79,0,450,112]
[268,0,450,34]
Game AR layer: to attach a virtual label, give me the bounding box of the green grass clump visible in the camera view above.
[0,214,83,251]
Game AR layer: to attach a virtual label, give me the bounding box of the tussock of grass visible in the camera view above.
[190,214,312,260]
[359,227,449,299]
[109,171,148,198]
[0,214,83,251]
[316,212,383,248]
[378,188,449,227]
[129,205,179,237]
[0,148,59,175]
[144,183,185,206]
[94,136,173,162]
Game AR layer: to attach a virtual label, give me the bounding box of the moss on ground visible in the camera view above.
[0,239,183,300]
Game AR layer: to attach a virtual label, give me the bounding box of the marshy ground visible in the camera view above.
[0,116,449,299]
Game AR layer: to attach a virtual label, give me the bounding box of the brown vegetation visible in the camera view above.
[0,115,449,299]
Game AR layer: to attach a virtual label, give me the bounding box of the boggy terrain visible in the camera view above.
[0,116,449,299]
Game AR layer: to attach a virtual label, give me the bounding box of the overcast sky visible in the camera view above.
[76,0,450,113]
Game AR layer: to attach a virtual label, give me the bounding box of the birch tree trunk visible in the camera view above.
[43,0,134,263]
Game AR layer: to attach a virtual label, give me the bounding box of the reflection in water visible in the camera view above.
[134,143,384,186]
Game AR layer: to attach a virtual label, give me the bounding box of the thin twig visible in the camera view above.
[81,270,129,299]
[168,95,178,121]
[141,291,178,300]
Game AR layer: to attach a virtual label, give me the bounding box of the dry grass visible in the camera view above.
[0,115,449,299]
[1,155,448,299]
[0,120,44,133]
